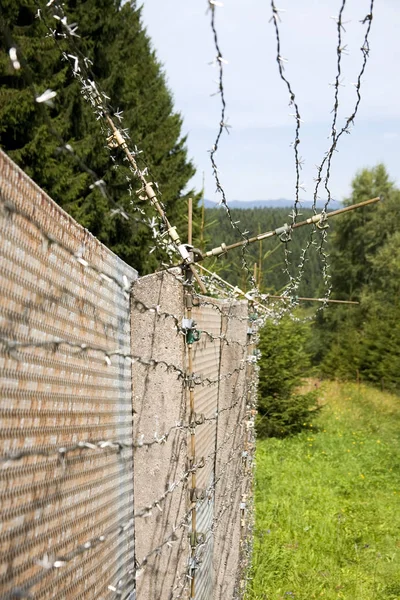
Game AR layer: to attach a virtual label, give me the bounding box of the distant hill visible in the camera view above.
[202,198,343,211]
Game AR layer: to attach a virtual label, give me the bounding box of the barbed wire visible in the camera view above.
[308,0,348,306]
[159,265,263,322]
[269,1,303,224]
[315,1,375,214]
[1,188,259,351]
[0,195,132,297]
[172,466,250,600]
[110,434,252,600]
[1,395,254,599]
[0,439,132,467]
[133,407,251,521]
[110,371,258,600]
[269,1,375,309]
[30,0,208,284]
[1,379,255,599]
[1,255,254,547]
[206,0,257,291]
[313,0,375,306]
[197,273,274,327]
[0,18,167,264]
[0,332,248,383]
[313,0,347,214]
[0,0,378,594]
[268,0,308,311]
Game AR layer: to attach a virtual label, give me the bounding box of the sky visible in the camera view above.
[139,0,400,204]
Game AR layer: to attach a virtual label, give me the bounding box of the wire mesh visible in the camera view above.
[0,149,138,599]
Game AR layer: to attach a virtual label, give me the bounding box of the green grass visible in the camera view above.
[246,381,400,600]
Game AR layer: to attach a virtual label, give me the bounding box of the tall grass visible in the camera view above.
[246,381,400,600]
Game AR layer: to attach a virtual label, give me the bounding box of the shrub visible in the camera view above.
[257,315,321,437]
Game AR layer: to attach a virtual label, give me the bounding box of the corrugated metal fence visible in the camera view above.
[0,150,257,600]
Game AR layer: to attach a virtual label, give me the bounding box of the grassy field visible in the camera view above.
[246,381,400,600]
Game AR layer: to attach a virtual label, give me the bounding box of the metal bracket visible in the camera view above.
[188,532,206,547]
[182,318,194,330]
[275,223,292,243]
[189,557,202,572]
[185,294,193,309]
[187,456,205,471]
[204,242,227,258]
[186,373,202,389]
[192,248,204,263]
[177,243,192,262]
[189,488,206,502]
[181,317,202,343]
[187,329,201,344]
[106,129,127,150]
[189,412,205,426]
[316,214,329,230]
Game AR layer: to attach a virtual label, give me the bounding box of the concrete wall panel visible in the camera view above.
[131,271,189,600]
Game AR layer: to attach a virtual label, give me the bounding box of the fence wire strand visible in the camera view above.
[269,1,375,307]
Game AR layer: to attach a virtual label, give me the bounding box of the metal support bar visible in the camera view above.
[200,196,381,260]
[184,280,198,599]
[188,197,193,246]
[197,264,271,314]
[263,295,359,305]
[105,115,207,293]
[239,301,257,568]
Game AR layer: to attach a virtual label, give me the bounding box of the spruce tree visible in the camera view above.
[0,0,197,273]
[358,232,400,390]
[329,164,397,299]
[257,316,320,438]
[313,165,400,391]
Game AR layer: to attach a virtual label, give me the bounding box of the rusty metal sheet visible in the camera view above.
[0,150,137,599]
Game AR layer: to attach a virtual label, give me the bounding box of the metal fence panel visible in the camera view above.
[0,150,138,599]
[190,301,222,600]
[194,496,214,600]
[213,301,249,600]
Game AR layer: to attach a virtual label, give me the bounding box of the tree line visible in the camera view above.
[204,165,400,435]
[0,0,199,273]
[311,164,400,393]
[202,205,329,297]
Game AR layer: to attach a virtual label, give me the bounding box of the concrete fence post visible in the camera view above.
[131,270,189,600]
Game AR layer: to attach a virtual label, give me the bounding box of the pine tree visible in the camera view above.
[0,0,198,273]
